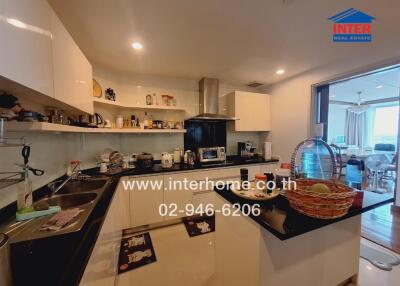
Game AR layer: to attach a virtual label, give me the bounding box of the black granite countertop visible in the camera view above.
[90,156,279,177]
[5,176,119,286]
[214,185,394,240]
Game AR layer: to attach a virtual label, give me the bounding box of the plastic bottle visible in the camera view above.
[17,167,33,211]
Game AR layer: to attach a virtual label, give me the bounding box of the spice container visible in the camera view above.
[162,95,169,106]
[255,174,267,193]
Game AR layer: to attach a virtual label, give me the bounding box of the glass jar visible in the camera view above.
[255,174,267,192]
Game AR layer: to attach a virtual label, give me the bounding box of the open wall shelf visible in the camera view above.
[5,122,186,134]
[93,98,186,111]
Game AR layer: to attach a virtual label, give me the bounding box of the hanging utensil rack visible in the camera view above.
[0,117,26,190]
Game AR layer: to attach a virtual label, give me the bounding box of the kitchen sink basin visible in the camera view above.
[34,193,97,209]
[1,176,110,243]
[50,179,108,195]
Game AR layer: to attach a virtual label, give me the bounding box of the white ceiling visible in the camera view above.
[48,0,400,86]
[330,67,400,103]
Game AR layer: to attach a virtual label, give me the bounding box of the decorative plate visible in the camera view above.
[93,79,102,98]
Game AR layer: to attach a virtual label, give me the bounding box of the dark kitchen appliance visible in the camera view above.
[88,113,104,128]
[137,153,154,170]
[184,120,226,152]
[238,141,257,157]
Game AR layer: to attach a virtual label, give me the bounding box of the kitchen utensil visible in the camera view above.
[89,113,104,127]
[116,115,123,129]
[275,167,290,189]
[21,146,44,176]
[153,120,163,129]
[93,79,102,98]
[137,153,154,170]
[131,153,138,162]
[109,151,123,165]
[131,115,137,127]
[161,95,169,106]
[173,148,182,164]
[122,158,129,169]
[240,168,248,183]
[263,142,272,160]
[146,94,153,105]
[19,110,45,122]
[0,233,12,286]
[104,119,111,128]
[161,152,173,168]
[184,150,195,166]
[99,162,108,173]
[238,141,257,157]
[167,121,175,129]
[99,148,114,162]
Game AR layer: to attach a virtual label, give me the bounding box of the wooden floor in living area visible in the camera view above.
[361,203,400,254]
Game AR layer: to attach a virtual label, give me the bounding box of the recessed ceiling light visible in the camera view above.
[131,42,143,50]
[6,18,27,29]
[276,69,285,75]
[376,85,383,89]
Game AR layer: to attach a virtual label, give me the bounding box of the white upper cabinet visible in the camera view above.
[0,0,54,97]
[51,10,93,114]
[227,91,271,131]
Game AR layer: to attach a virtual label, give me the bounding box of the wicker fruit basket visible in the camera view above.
[286,138,356,219]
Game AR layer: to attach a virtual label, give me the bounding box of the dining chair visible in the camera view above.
[374,143,396,152]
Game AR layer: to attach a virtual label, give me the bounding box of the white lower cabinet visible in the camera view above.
[80,184,124,286]
[115,178,131,230]
[129,175,164,227]
[164,172,194,219]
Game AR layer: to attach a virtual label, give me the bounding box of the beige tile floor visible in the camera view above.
[116,224,400,286]
[357,238,400,286]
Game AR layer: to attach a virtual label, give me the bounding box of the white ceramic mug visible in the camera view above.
[104,119,111,128]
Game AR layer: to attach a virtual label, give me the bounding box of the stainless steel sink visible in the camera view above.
[33,193,97,209]
[1,177,111,243]
[50,179,108,195]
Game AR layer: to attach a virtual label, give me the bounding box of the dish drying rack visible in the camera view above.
[0,117,26,190]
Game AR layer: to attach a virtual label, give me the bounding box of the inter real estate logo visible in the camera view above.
[328,8,375,42]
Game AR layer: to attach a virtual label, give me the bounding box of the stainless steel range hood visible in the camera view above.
[189,77,235,120]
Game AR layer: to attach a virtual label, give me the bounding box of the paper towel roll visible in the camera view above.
[263,142,272,160]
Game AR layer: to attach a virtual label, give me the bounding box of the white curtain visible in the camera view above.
[365,107,376,148]
[345,110,368,149]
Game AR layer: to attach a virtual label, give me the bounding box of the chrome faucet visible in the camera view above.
[47,161,82,196]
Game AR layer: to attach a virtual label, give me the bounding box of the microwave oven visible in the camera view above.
[197,147,226,163]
